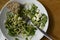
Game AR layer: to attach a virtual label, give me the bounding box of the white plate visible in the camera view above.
[0,0,49,40]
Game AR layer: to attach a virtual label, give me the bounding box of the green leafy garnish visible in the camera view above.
[15,38,19,40]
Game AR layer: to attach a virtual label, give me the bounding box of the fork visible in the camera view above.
[27,19,52,40]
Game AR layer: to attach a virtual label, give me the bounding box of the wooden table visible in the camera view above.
[0,0,60,40]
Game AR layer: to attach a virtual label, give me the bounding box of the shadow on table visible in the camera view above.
[39,3,60,40]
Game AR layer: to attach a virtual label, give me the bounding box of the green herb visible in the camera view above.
[26,37,28,40]
[15,38,19,40]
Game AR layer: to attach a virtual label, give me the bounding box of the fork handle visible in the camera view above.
[37,27,52,40]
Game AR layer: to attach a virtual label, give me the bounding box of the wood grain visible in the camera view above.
[0,0,60,40]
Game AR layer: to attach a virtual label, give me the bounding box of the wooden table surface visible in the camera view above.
[0,0,60,40]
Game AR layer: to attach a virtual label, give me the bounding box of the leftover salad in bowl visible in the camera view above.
[0,0,48,40]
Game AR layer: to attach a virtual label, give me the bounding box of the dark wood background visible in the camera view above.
[0,0,60,40]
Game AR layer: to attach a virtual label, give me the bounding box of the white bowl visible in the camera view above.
[0,0,49,40]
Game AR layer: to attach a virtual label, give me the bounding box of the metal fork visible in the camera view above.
[27,20,52,40]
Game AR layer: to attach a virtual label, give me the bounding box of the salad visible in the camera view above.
[5,2,47,40]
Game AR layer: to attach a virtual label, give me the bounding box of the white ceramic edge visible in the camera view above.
[37,1,49,32]
[0,1,12,40]
[0,11,6,40]
[36,1,49,39]
[0,0,49,40]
